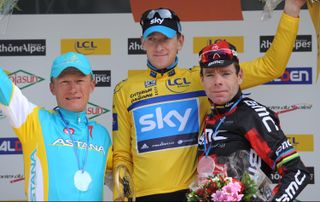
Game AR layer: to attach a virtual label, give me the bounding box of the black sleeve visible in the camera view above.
[239,98,310,201]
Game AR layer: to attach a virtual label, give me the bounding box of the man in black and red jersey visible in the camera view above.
[197,39,310,201]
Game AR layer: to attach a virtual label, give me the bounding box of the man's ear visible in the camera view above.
[90,79,96,94]
[177,34,184,51]
[49,82,56,95]
[238,69,243,85]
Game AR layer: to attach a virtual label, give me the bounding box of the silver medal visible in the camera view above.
[74,170,92,192]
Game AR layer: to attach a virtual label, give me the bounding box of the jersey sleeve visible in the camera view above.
[112,80,134,199]
[0,68,37,133]
[240,13,299,89]
[239,99,310,201]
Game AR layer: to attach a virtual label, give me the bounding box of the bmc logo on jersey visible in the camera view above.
[8,69,45,89]
[0,138,22,155]
[265,67,312,85]
[133,99,199,153]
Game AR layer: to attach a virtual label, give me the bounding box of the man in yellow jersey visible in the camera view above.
[112,0,306,201]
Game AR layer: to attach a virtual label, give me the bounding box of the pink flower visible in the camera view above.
[211,181,244,201]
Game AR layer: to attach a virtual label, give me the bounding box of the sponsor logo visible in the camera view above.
[130,88,153,103]
[128,38,145,55]
[0,137,22,155]
[269,167,314,184]
[133,99,199,153]
[244,100,279,132]
[275,140,292,156]
[287,134,314,152]
[274,170,306,201]
[165,77,191,93]
[199,129,227,145]
[265,67,312,85]
[0,39,46,56]
[8,69,45,89]
[51,138,105,154]
[260,35,312,52]
[268,103,312,115]
[144,80,156,88]
[61,38,111,55]
[93,70,111,87]
[193,36,244,54]
[86,102,110,119]
[29,150,37,201]
[0,174,24,183]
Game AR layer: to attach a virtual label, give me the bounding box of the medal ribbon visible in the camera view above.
[203,96,243,157]
[56,108,90,173]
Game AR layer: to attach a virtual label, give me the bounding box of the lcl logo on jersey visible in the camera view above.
[0,137,22,155]
[8,69,45,89]
[86,102,110,120]
[165,77,191,93]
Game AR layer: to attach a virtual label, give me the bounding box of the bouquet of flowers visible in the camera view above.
[187,172,258,202]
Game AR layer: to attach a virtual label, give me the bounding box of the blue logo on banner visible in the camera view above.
[265,67,312,85]
[133,99,199,153]
[0,137,22,154]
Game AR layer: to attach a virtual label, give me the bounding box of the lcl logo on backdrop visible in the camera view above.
[0,39,46,56]
[8,69,45,89]
[61,38,111,55]
[128,38,145,55]
[287,134,314,152]
[93,70,111,87]
[260,35,312,52]
[265,67,312,85]
[193,36,244,54]
[0,138,22,155]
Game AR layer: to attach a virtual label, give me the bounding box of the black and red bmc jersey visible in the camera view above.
[198,90,310,201]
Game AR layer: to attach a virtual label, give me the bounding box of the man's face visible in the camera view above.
[50,69,95,112]
[142,32,184,69]
[201,64,243,105]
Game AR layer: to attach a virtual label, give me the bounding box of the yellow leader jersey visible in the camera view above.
[112,13,299,198]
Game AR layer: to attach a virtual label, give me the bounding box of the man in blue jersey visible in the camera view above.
[0,52,112,201]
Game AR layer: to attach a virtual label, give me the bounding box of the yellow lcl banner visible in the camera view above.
[61,38,111,55]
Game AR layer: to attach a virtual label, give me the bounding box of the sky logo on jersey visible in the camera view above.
[265,67,312,85]
[8,69,45,89]
[0,137,22,155]
[133,99,199,153]
[61,38,111,55]
[86,102,110,120]
[193,36,244,54]
[287,134,314,152]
